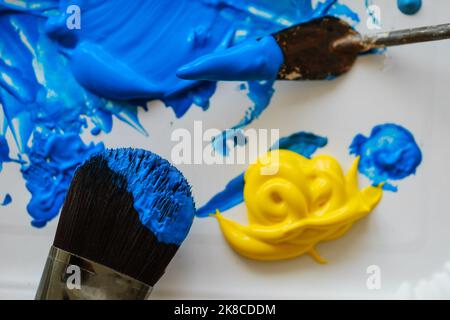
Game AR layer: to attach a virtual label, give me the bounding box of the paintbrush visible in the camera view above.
[177,16,450,81]
[35,148,195,300]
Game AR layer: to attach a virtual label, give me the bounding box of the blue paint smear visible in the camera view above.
[0,0,357,226]
[196,131,328,217]
[397,0,422,15]
[22,132,104,227]
[1,194,12,206]
[272,131,328,158]
[349,123,422,192]
[102,149,195,245]
[196,173,244,218]
[177,36,284,81]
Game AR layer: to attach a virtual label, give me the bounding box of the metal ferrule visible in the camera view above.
[35,246,152,300]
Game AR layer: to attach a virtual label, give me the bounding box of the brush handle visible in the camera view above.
[333,23,450,52]
[35,246,152,300]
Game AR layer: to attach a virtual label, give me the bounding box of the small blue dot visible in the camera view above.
[398,0,422,15]
[91,127,101,136]
[1,194,12,206]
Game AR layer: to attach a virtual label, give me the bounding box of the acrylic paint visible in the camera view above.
[201,125,421,261]
[1,194,11,206]
[0,0,358,226]
[101,148,195,245]
[215,149,382,262]
[196,131,328,217]
[397,0,422,15]
[350,123,422,192]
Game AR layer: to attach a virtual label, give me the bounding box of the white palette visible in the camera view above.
[1,0,450,299]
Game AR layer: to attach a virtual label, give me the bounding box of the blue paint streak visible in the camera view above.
[177,36,284,81]
[103,149,195,245]
[272,131,328,158]
[196,173,244,218]
[0,0,357,226]
[196,131,327,216]
[1,194,12,206]
[0,135,22,170]
[397,0,422,15]
[0,135,11,171]
[349,123,422,192]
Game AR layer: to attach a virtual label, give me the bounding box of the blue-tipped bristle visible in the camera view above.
[98,148,195,245]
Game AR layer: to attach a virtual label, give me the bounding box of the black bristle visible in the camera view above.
[54,149,192,286]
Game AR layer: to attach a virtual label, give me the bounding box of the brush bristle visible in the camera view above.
[53,148,195,286]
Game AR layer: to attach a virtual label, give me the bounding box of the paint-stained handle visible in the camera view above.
[333,22,450,52]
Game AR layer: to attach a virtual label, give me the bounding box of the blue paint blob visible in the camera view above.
[397,0,422,15]
[349,123,422,191]
[197,131,327,216]
[0,0,358,226]
[101,149,195,245]
[177,36,284,81]
[1,194,12,206]
[22,133,104,227]
[90,127,101,136]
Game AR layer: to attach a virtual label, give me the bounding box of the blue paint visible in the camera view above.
[0,0,357,226]
[197,131,327,216]
[102,149,195,245]
[213,80,276,156]
[397,0,422,15]
[177,36,284,81]
[196,173,244,218]
[0,135,22,170]
[272,131,328,158]
[0,135,11,170]
[349,123,422,192]
[1,194,12,206]
[22,132,104,227]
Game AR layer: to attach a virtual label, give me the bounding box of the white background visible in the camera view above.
[1,0,450,299]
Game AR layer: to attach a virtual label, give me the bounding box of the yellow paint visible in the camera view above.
[215,149,382,262]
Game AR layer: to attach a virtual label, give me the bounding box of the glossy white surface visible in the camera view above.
[1,0,450,299]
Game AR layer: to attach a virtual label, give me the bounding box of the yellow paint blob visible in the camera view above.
[215,149,383,262]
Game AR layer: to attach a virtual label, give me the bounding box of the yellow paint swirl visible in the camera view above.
[215,149,383,262]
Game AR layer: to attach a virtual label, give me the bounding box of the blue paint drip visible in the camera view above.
[1,194,12,206]
[0,0,357,226]
[196,131,328,216]
[397,0,422,15]
[102,149,195,245]
[349,123,422,192]
[0,135,11,171]
[0,135,22,170]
